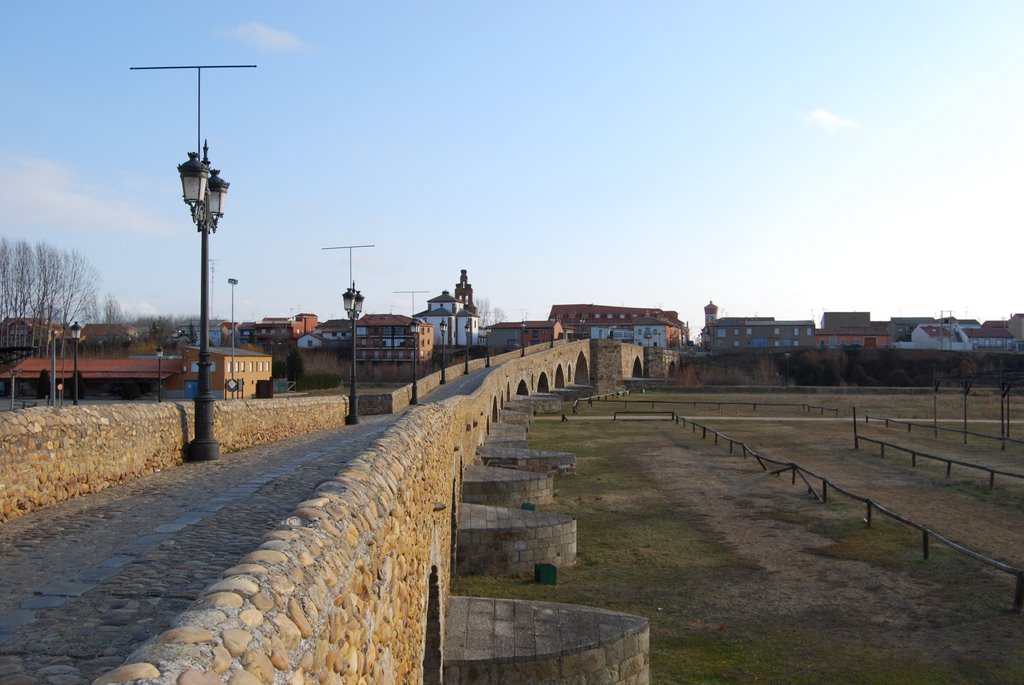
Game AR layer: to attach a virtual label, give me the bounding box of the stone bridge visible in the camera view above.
[0,340,661,684]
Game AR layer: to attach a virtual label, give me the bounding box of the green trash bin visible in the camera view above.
[521,502,536,511]
[534,563,557,585]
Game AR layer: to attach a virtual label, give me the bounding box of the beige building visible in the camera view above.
[168,346,273,399]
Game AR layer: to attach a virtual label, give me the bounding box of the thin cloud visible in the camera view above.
[226,22,307,52]
[0,156,179,237]
[804,108,857,132]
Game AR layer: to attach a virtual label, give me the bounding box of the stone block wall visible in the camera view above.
[101,401,486,685]
[444,598,650,685]
[456,504,577,576]
[477,446,576,475]
[0,396,350,523]
[5,342,606,683]
[590,340,644,393]
[461,466,554,508]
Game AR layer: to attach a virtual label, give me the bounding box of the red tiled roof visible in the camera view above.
[966,327,1013,339]
[357,314,414,325]
[11,358,174,380]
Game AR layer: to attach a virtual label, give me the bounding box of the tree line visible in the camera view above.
[0,238,101,354]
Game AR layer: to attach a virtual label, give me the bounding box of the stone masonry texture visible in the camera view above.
[0,341,648,683]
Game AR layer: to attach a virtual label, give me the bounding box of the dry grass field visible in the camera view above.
[452,389,1024,684]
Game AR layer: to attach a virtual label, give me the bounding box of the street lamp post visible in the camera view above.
[521,321,526,357]
[464,320,471,375]
[156,346,164,403]
[440,319,448,385]
[343,285,364,425]
[228,278,238,399]
[70,322,81,406]
[484,332,490,367]
[178,141,229,462]
[409,319,419,404]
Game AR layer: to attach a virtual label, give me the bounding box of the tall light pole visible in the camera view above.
[464,320,471,375]
[178,141,229,462]
[228,278,238,399]
[521,321,526,357]
[343,285,364,425]
[70,322,81,406]
[156,346,164,403]
[409,319,420,405]
[440,319,448,385]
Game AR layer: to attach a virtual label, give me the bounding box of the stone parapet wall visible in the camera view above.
[0,342,614,683]
[102,403,474,684]
[90,346,590,683]
[0,396,349,524]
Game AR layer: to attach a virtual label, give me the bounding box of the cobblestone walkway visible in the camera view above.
[0,415,395,685]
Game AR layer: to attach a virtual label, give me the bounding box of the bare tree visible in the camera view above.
[0,239,38,346]
[492,307,507,324]
[0,239,101,354]
[54,249,100,328]
[103,294,125,325]
[475,297,493,326]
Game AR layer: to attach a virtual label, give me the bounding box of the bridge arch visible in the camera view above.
[576,352,590,385]
[516,379,529,396]
[537,372,550,393]
[669,360,677,377]
[554,365,565,388]
[631,356,643,378]
[491,396,499,423]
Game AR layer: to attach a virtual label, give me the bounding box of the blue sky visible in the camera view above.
[3,2,1024,331]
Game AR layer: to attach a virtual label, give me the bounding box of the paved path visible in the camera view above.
[0,368,491,685]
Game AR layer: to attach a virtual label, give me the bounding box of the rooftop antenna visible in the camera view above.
[395,290,429,317]
[322,244,375,289]
[130,64,257,156]
[516,309,529,322]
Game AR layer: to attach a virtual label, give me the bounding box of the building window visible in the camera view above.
[774,327,780,335]
[717,329,726,338]
[793,327,799,336]
[733,340,739,348]
[806,327,813,336]
[746,328,752,335]
[733,328,739,336]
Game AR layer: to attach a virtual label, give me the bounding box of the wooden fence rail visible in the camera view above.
[863,413,1024,450]
[675,415,1024,612]
[594,396,839,416]
[852,434,1024,490]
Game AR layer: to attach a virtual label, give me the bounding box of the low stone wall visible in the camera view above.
[0,396,349,523]
[461,465,554,508]
[456,503,576,576]
[477,446,576,476]
[11,341,626,683]
[100,401,482,685]
[444,597,650,685]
